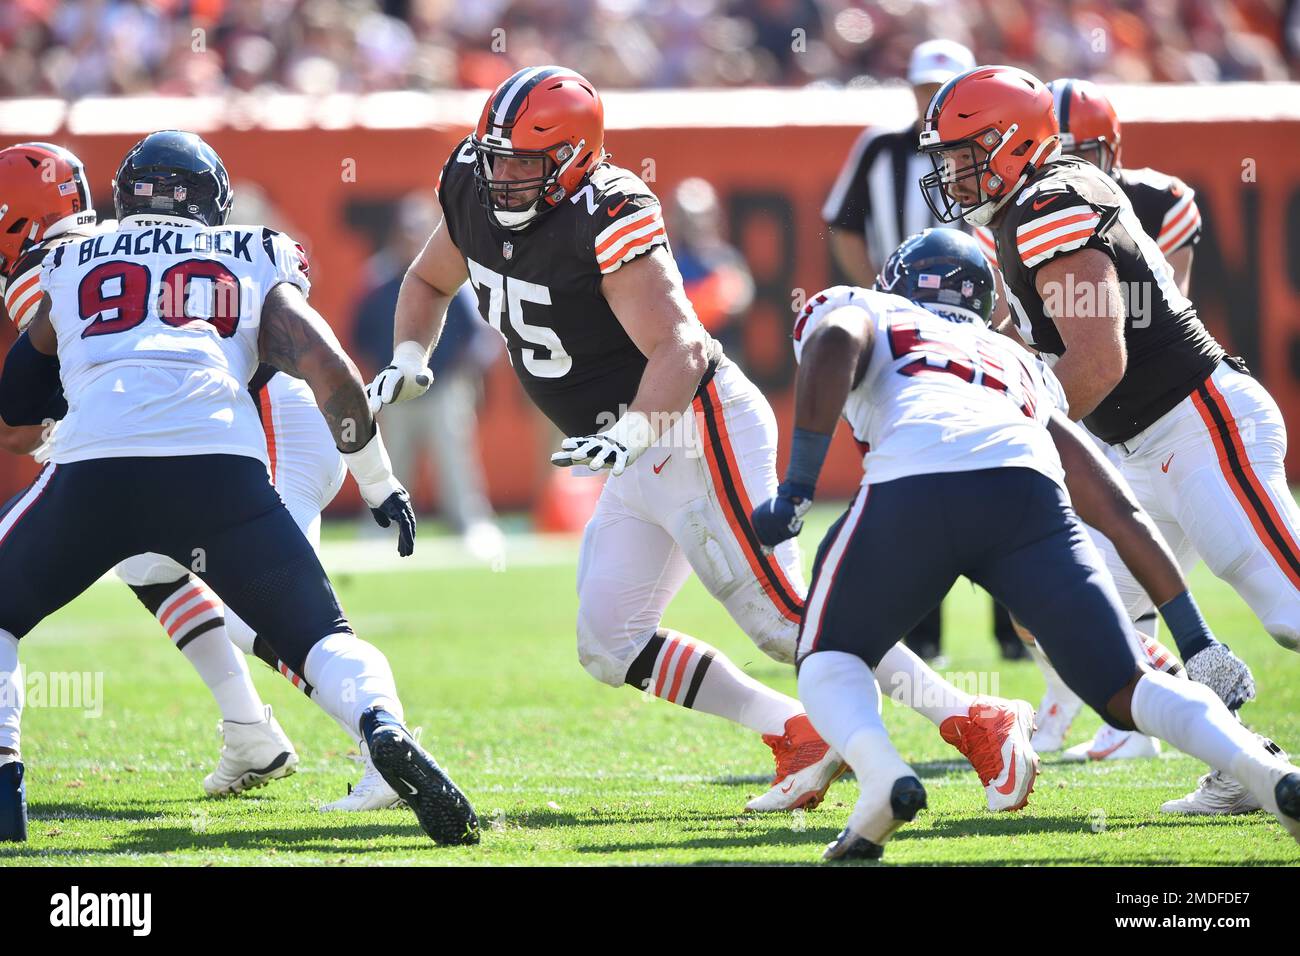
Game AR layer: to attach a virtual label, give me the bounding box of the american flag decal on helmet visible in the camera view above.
[918,273,942,289]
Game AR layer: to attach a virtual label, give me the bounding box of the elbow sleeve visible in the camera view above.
[0,333,65,426]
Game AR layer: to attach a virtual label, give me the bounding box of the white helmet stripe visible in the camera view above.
[492,66,550,138]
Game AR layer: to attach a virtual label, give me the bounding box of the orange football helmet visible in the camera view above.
[0,142,95,277]
[918,66,1061,227]
[472,66,605,231]
[1047,78,1121,175]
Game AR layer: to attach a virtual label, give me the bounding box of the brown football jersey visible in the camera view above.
[989,156,1222,444]
[438,137,721,436]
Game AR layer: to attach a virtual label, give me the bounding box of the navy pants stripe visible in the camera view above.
[799,467,1142,721]
[0,454,349,675]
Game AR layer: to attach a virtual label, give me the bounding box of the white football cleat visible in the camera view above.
[320,741,403,812]
[203,705,298,796]
[1030,685,1083,753]
[1062,723,1160,763]
[1160,770,1260,815]
[745,715,847,813]
[1162,736,1288,816]
[940,697,1039,811]
[823,761,927,861]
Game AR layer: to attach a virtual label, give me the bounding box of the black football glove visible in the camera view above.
[369,487,416,558]
[751,481,815,549]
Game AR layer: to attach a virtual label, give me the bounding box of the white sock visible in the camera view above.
[1025,639,1083,710]
[799,651,906,776]
[179,627,265,724]
[224,605,256,656]
[874,642,972,726]
[637,630,801,735]
[140,577,265,723]
[0,630,20,759]
[1130,670,1261,771]
[303,632,404,737]
[224,606,359,741]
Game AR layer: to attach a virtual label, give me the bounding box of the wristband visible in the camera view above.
[1157,589,1214,661]
[785,427,832,490]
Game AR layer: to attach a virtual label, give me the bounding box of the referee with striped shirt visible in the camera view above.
[822,39,1022,662]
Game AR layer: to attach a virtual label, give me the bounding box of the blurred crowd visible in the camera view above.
[1,0,1295,100]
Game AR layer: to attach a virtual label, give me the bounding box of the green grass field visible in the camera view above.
[3,505,1300,867]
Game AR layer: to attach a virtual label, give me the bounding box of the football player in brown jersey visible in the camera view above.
[371,65,1046,815]
[1041,78,1290,812]
[920,65,1294,812]
[970,81,1212,760]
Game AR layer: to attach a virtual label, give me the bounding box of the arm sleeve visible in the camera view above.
[0,333,65,426]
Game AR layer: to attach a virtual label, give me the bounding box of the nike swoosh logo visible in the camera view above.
[780,779,796,794]
[397,777,419,796]
[993,746,1019,795]
[1087,738,1130,760]
[1161,453,1175,473]
[653,455,671,474]
[1032,196,1059,210]
[607,198,630,217]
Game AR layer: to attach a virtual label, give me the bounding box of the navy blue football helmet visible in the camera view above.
[112,130,233,227]
[874,228,997,325]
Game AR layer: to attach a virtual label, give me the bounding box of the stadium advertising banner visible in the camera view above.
[2,90,1298,508]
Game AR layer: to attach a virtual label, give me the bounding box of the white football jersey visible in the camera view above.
[38,217,310,464]
[793,285,1069,488]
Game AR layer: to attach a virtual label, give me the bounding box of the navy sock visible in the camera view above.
[1157,590,1215,660]
[359,706,403,749]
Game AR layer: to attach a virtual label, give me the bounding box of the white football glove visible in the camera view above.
[366,340,432,415]
[550,411,654,478]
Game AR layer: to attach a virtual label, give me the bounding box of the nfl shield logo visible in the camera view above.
[961,279,974,297]
[174,186,187,201]
[502,241,513,260]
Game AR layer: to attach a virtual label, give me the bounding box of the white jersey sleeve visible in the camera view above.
[261,228,311,298]
[792,284,888,365]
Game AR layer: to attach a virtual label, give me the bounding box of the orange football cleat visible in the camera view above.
[745,714,847,813]
[940,698,1039,812]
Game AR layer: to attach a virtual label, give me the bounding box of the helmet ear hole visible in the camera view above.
[1011,139,1033,157]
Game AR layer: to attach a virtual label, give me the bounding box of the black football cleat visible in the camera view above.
[365,719,481,846]
[0,760,27,843]
[823,775,926,862]
[1274,771,1300,843]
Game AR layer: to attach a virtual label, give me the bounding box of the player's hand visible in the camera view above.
[366,341,432,415]
[751,481,815,549]
[551,433,633,476]
[550,412,653,478]
[343,429,416,556]
[1185,643,1256,712]
[368,487,417,558]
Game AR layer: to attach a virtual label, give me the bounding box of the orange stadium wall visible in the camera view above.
[2,91,1299,513]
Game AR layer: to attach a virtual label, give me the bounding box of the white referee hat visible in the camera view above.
[908,39,976,85]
